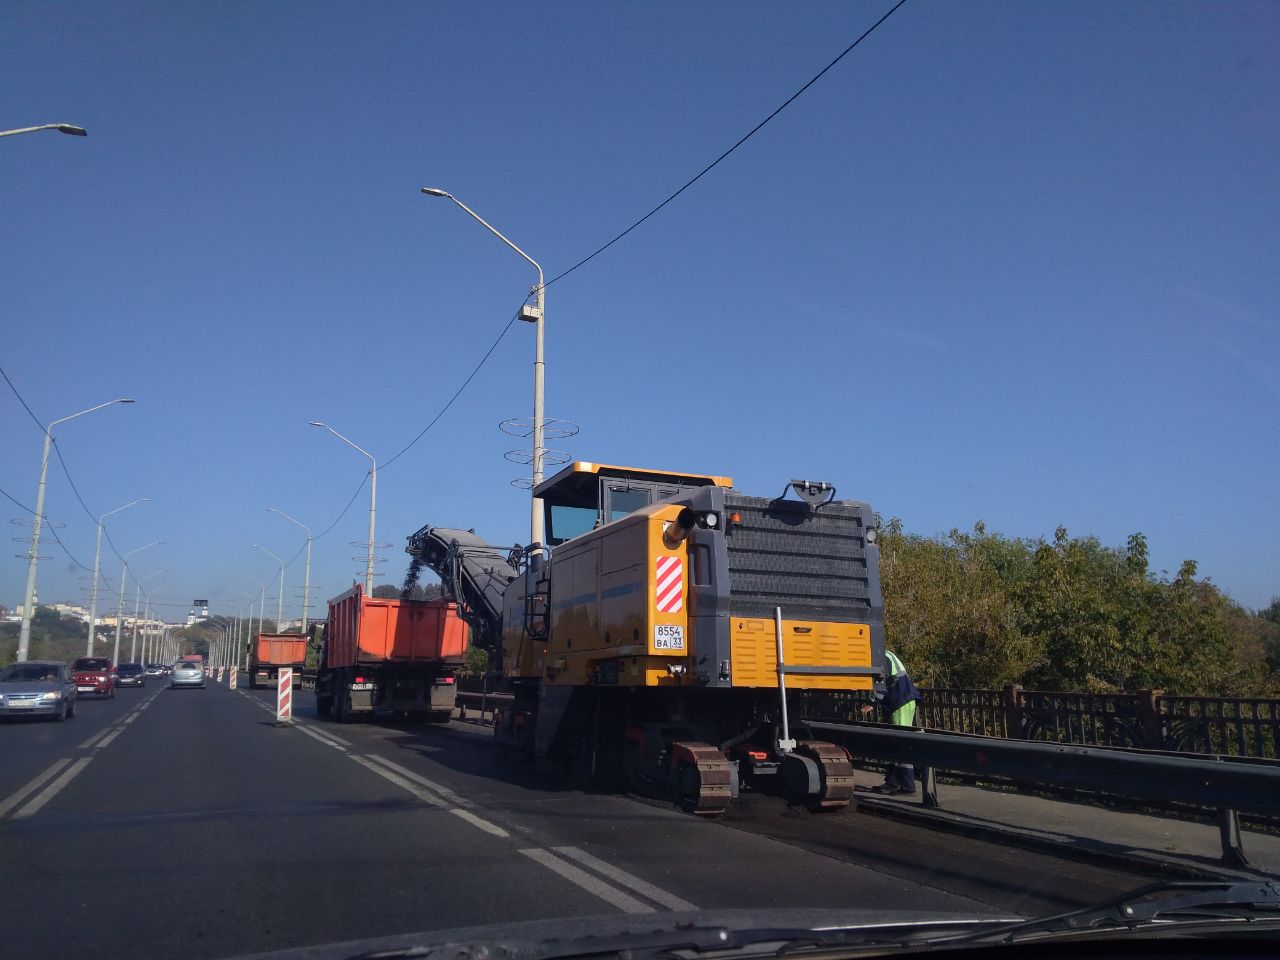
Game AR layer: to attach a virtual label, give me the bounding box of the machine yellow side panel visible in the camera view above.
[645,505,690,661]
[730,617,874,690]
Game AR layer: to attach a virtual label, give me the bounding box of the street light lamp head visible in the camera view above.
[117,398,136,404]
[55,124,88,136]
[308,421,326,427]
[420,187,450,198]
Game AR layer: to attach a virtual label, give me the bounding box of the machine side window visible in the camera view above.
[608,486,651,523]
[548,504,597,544]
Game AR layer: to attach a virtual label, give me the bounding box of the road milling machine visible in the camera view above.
[403,462,886,815]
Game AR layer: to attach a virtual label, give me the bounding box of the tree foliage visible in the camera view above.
[879,521,1277,696]
[372,582,443,601]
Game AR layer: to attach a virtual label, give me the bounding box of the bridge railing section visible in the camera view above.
[798,686,1280,760]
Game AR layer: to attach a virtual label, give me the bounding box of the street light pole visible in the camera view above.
[0,123,87,139]
[235,588,257,670]
[253,544,285,627]
[421,187,546,547]
[87,498,148,656]
[131,570,166,662]
[309,422,376,593]
[113,540,162,667]
[242,574,266,657]
[140,587,172,664]
[269,508,311,637]
[16,397,135,662]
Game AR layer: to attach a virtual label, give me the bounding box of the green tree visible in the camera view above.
[372,582,443,601]
[879,520,1036,688]
[462,645,489,677]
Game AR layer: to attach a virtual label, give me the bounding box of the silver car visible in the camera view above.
[170,661,206,689]
[0,660,76,721]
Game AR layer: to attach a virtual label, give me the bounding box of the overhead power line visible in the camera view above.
[0,363,44,430]
[1,485,37,516]
[381,300,525,471]
[376,1,908,481]
[543,0,909,290]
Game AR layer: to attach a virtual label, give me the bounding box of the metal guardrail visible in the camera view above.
[805,719,1280,868]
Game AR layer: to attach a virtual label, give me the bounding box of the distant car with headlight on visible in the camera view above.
[72,656,115,698]
[0,660,76,721]
[170,660,206,689]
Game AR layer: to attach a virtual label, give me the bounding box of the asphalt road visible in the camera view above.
[0,677,1153,960]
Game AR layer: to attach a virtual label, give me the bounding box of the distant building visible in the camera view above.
[51,602,90,622]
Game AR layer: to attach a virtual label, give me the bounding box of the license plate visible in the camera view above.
[77,686,95,692]
[654,624,685,651]
[350,683,374,690]
[9,700,37,708]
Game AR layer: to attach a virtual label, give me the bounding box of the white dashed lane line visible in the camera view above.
[78,728,111,750]
[518,848,655,914]
[10,758,93,819]
[0,758,73,819]
[240,688,695,915]
[550,845,697,911]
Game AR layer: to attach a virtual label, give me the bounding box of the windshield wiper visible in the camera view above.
[938,880,1280,945]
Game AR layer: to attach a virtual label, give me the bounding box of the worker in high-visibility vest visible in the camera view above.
[861,649,921,795]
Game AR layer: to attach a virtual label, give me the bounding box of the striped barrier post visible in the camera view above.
[217,667,225,683]
[276,667,293,724]
[229,665,238,689]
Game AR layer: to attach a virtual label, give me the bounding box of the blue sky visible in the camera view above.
[3,0,1277,625]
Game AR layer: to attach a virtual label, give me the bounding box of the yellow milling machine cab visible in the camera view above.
[405,462,886,815]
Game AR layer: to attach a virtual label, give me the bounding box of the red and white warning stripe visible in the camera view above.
[655,555,684,613]
[217,667,225,683]
[276,667,293,722]
[229,665,238,689]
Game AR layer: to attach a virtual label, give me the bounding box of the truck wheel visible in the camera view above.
[334,683,350,724]
[316,695,333,717]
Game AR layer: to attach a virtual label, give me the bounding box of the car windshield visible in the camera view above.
[1,665,59,683]
[1,4,1277,960]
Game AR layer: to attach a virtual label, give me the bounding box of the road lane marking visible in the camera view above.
[0,758,72,819]
[551,846,697,911]
[12,757,92,819]
[519,848,654,914]
[364,754,470,807]
[450,808,509,837]
[96,727,126,749]
[295,719,350,746]
[350,755,510,839]
[295,724,346,751]
[78,728,111,750]
[348,755,448,808]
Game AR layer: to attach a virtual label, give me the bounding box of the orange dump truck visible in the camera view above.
[315,583,468,723]
[249,633,308,689]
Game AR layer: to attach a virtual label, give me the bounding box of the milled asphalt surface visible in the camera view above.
[1,677,1160,960]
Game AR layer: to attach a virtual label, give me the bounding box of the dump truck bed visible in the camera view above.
[253,633,307,667]
[325,584,467,670]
